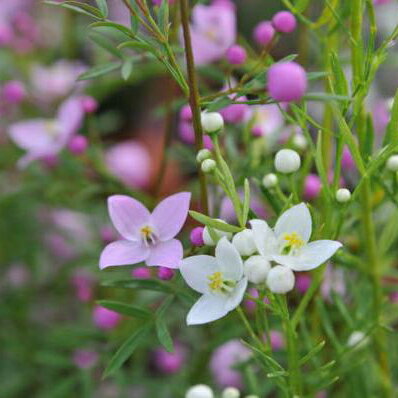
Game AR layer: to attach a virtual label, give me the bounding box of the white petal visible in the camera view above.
[274,203,312,243]
[215,237,243,281]
[186,294,229,325]
[273,240,342,271]
[225,277,248,312]
[249,219,278,258]
[180,255,218,294]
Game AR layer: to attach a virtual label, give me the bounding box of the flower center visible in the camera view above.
[45,121,61,138]
[140,225,157,246]
[208,271,236,294]
[281,232,304,254]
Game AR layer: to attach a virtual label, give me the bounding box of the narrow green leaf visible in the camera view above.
[103,324,151,378]
[101,278,173,293]
[77,62,121,80]
[45,1,103,19]
[189,210,243,233]
[121,59,134,80]
[89,32,123,58]
[118,40,153,52]
[206,97,233,112]
[97,300,151,319]
[155,296,174,352]
[95,0,108,17]
[242,179,250,226]
[298,340,326,366]
[383,88,398,145]
[90,21,135,38]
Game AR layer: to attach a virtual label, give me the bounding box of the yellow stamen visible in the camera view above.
[140,225,153,239]
[208,271,223,292]
[283,232,304,249]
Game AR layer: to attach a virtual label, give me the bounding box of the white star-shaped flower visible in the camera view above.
[250,203,342,271]
[180,238,248,325]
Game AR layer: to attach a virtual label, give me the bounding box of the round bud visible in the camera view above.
[201,159,216,173]
[267,62,307,102]
[232,229,257,257]
[222,387,241,398]
[272,11,297,33]
[203,220,232,246]
[201,112,224,134]
[196,148,212,163]
[274,149,301,173]
[253,21,275,46]
[347,331,368,349]
[186,384,214,398]
[157,267,174,281]
[2,80,26,104]
[292,134,307,150]
[180,104,193,121]
[244,256,271,284]
[226,45,247,65]
[266,265,295,294]
[262,173,278,188]
[81,96,98,113]
[303,174,321,201]
[190,227,205,246]
[335,188,351,203]
[386,155,398,171]
[68,135,88,155]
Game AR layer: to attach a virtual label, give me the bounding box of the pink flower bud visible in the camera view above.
[272,11,297,33]
[267,62,307,102]
[68,135,88,155]
[253,21,275,46]
[157,267,175,280]
[203,135,214,150]
[295,273,312,294]
[81,96,98,113]
[180,105,192,121]
[226,45,247,65]
[341,146,355,170]
[153,344,186,374]
[100,226,117,244]
[303,174,322,201]
[92,306,121,330]
[73,349,98,369]
[266,330,285,351]
[132,267,152,279]
[190,227,205,246]
[2,80,26,104]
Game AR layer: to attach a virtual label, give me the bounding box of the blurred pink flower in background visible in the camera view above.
[93,305,122,330]
[5,263,30,288]
[220,193,267,223]
[243,287,269,313]
[341,146,355,170]
[295,273,312,294]
[73,349,99,369]
[210,340,251,388]
[8,96,85,167]
[132,267,152,279]
[372,100,390,135]
[71,271,94,302]
[31,60,86,102]
[105,141,151,189]
[185,0,236,65]
[153,343,186,374]
[303,174,322,201]
[1,80,26,105]
[250,104,284,137]
[265,330,285,351]
[321,265,346,300]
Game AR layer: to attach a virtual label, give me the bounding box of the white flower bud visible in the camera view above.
[262,173,278,189]
[201,159,216,173]
[232,229,257,256]
[386,155,398,172]
[335,188,351,203]
[274,149,301,174]
[201,112,224,134]
[203,220,233,246]
[266,265,295,294]
[387,97,394,111]
[196,149,212,163]
[244,255,271,284]
[186,385,214,398]
[347,331,368,349]
[292,134,307,150]
[222,387,240,398]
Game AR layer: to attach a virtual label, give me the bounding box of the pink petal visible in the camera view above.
[108,195,150,240]
[146,239,183,269]
[151,192,191,241]
[99,240,149,269]
[57,96,85,143]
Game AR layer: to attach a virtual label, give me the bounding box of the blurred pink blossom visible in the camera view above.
[73,349,99,369]
[153,343,186,374]
[93,305,122,330]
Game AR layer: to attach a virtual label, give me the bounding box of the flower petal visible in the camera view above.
[249,219,278,258]
[215,237,243,281]
[274,203,312,243]
[186,294,229,325]
[225,277,248,312]
[146,239,183,269]
[151,192,191,241]
[99,240,149,269]
[180,255,218,294]
[57,96,85,143]
[108,195,150,241]
[272,240,342,271]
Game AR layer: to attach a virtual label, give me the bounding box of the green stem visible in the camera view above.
[179,0,209,215]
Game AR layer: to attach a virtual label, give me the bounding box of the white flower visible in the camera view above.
[201,159,216,173]
[180,238,248,325]
[222,387,241,398]
[202,220,232,246]
[250,203,342,271]
[274,149,301,173]
[266,265,295,293]
[201,112,224,134]
[232,229,257,256]
[186,384,214,398]
[347,331,368,349]
[262,173,278,188]
[244,255,271,284]
[386,155,398,172]
[335,188,351,203]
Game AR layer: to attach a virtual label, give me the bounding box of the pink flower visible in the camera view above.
[303,174,322,201]
[105,141,151,189]
[1,80,26,104]
[92,305,121,330]
[186,0,236,66]
[190,227,205,246]
[71,271,94,302]
[272,11,297,33]
[226,45,247,65]
[341,146,355,170]
[153,343,186,374]
[8,96,85,168]
[132,267,152,279]
[210,340,251,388]
[100,193,191,270]
[73,349,99,369]
[265,330,285,351]
[157,267,175,280]
[253,21,275,46]
[295,273,312,294]
[251,104,284,137]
